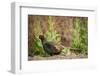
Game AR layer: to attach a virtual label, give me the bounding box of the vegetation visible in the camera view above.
[61,47,70,56]
[28,15,88,59]
[72,17,88,54]
[31,16,45,56]
[43,16,61,56]
[30,16,62,56]
[44,16,61,44]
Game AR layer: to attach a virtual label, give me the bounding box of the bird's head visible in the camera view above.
[39,35,45,42]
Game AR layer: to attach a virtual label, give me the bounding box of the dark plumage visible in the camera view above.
[39,35,62,56]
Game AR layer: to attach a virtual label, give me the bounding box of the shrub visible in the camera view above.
[72,17,88,54]
[44,16,61,44]
[61,47,70,56]
[31,16,45,56]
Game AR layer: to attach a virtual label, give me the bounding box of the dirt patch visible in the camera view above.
[28,54,88,61]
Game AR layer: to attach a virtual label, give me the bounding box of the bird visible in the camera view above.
[39,35,62,56]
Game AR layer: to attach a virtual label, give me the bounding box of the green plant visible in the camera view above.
[79,18,88,54]
[61,47,70,56]
[72,17,88,54]
[44,16,61,44]
[32,35,45,56]
[31,16,45,56]
[72,18,81,53]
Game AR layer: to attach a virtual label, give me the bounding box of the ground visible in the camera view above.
[28,54,88,61]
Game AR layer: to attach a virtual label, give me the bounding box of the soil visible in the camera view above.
[28,54,88,61]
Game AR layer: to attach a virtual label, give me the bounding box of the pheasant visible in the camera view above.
[39,35,62,56]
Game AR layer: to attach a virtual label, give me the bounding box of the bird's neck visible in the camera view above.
[41,39,47,44]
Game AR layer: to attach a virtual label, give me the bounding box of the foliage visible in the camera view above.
[30,16,62,56]
[32,35,45,56]
[61,47,70,56]
[72,18,81,53]
[72,17,88,54]
[79,18,88,54]
[29,16,88,57]
[43,16,62,56]
[44,16,61,44]
[31,16,45,56]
